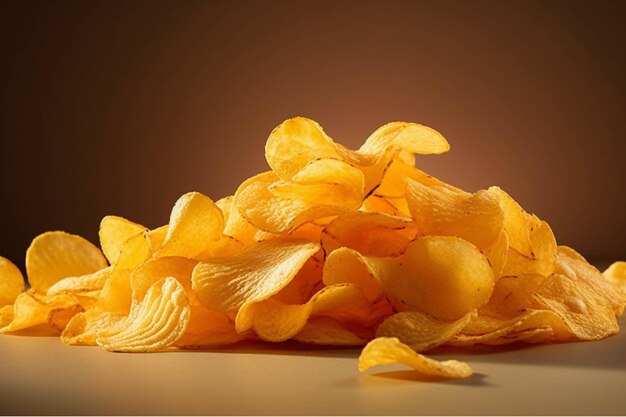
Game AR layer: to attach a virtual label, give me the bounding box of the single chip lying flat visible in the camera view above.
[358,337,472,379]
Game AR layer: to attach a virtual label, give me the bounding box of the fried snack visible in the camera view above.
[1,117,624,382]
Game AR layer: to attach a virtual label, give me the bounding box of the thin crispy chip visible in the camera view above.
[48,305,85,332]
[484,229,509,277]
[375,159,461,199]
[406,179,504,249]
[192,240,320,311]
[294,317,367,346]
[0,256,25,307]
[358,337,472,379]
[97,277,190,352]
[321,212,417,257]
[376,311,475,352]
[487,187,533,257]
[47,266,112,296]
[479,273,545,318]
[323,247,383,302]
[271,254,323,305]
[156,192,224,259]
[61,308,125,346]
[26,231,107,292]
[236,284,371,342]
[99,216,147,265]
[365,237,494,320]
[534,273,618,340]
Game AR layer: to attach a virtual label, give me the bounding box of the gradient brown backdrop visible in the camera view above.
[1,0,625,271]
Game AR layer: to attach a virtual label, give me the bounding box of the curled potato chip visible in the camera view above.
[604,261,626,290]
[487,187,532,258]
[97,277,190,352]
[0,256,25,307]
[376,311,475,352]
[236,284,371,342]
[406,179,504,249]
[365,237,495,320]
[321,212,417,257]
[99,216,147,265]
[192,240,320,311]
[47,266,112,296]
[322,247,383,302]
[156,192,224,259]
[26,231,108,292]
[358,337,472,379]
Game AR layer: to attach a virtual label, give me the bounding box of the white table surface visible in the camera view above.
[0,314,625,415]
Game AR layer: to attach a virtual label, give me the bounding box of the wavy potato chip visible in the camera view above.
[359,337,472,379]
[0,256,25,308]
[97,277,190,352]
[0,290,80,334]
[130,256,197,304]
[26,231,107,292]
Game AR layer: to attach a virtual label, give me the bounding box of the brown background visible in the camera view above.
[1,0,625,271]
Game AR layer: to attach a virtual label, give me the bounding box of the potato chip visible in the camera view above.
[271,254,323,305]
[376,311,475,352]
[47,266,112,296]
[97,277,190,352]
[486,186,533,257]
[99,216,147,265]
[358,337,472,379]
[236,284,371,342]
[374,159,461,199]
[322,247,383,302]
[484,229,509,278]
[48,305,85,333]
[0,256,25,307]
[321,212,417,257]
[406,179,504,249]
[534,273,618,340]
[604,261,626,290]
[365,237,494,320]
[61,308,125,346]
[26,231,108,292]
[156,192,224,259]
[192,240,320,311]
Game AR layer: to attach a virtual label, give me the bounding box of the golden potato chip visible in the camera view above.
[48,305,85,333]
[365,237,494,320]
[479,273,546,318]
[99,216,147,265]
[176,305,244,349]
[604,261,626,290]
[192,240,320,311]
[486,186,533,257]
[501,215,557,277]
[130,256,197,304]
[534,273,618,340]
[47,266,112,296]
[236,284,371,342]
[146,225,169,253]
[376,311,475,352]
[0,304,14,328]
[484,229,509,277]
[322,247,383,302]
[321,212,417,257]
[97,277,190,352]
[0,256,25,307]
[156,192,224,259]
[271,254,323,305]
[406,179,504,249]
[358,337,472,379]
[374,159,461,199]
[360,194,403,216]
[294,316,367,346]
[26,231,108,292]
[0,290,80,334]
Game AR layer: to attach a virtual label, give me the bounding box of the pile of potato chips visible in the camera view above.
[1,117,625,379]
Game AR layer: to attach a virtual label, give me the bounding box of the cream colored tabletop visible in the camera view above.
[0,315,625,415]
